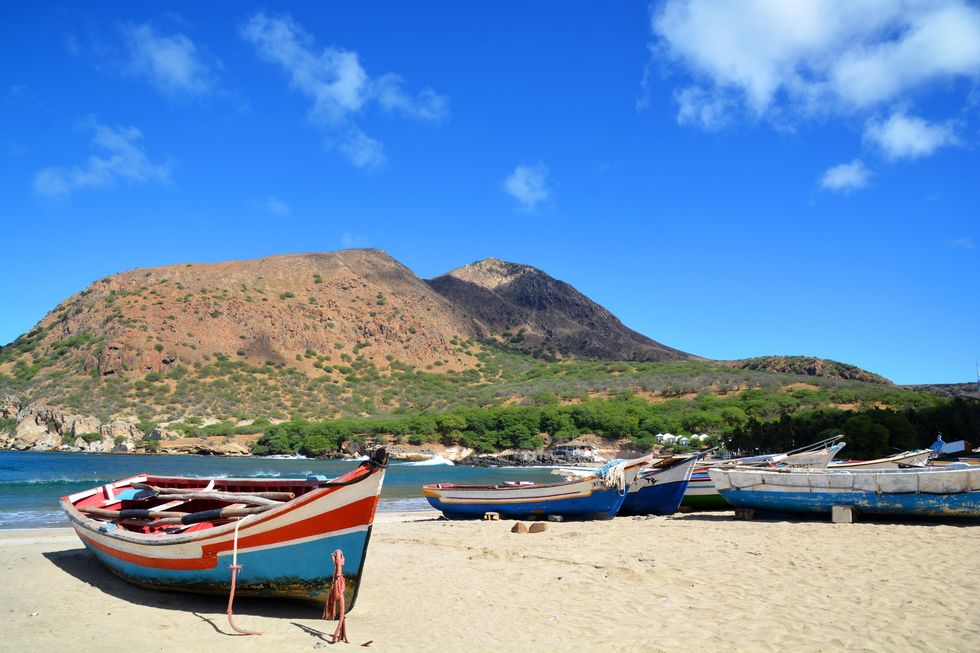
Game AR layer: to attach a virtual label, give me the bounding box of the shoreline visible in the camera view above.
[2,510,978,652]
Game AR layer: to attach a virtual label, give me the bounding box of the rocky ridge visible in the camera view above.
[427,257,690,361]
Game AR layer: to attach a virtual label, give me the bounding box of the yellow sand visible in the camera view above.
[1,511,978,653]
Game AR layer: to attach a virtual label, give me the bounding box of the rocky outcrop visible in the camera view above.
[0,402,145,453]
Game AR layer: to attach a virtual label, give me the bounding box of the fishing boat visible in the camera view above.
[59,449,388,610]
[682,437,846,510]
[708,463,980,518]
[829,449,932,469]
[618,453,702,516]
[422,455,651,519]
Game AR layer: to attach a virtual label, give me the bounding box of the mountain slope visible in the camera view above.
[427,257,691,362]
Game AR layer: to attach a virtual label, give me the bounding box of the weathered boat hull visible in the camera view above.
[619,456,698,516]
[709,465,980,518]
[424,478,628,519]
[681,443,846,510]
[60,457,387,608]
[423,457,649,520]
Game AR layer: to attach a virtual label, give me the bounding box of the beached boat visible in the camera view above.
[422,456,651,519]
[708,463,980,517]
[682,438,846,510]
[618,453,701,516]
[59,449,388,609]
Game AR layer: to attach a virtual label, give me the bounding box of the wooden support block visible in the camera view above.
[832,505,857,524]
[482,512,500,521]
[734,508,756,521]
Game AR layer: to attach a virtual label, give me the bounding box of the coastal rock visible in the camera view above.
[70,416,101,437]
[511,522,529,534]
[145,427,181,441]
[100,420,141,440]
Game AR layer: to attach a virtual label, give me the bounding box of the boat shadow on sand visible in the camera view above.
[41,547,325,634]
[672,511,980,527]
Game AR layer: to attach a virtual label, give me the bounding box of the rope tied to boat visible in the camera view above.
[227,515,261,636]
[595,459,628,493]
[324,549,348,643]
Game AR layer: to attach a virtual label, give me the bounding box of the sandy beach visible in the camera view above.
[1,510,977,653]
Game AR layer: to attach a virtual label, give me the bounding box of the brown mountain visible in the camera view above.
[1,249,488,382]
[427,257,691,362]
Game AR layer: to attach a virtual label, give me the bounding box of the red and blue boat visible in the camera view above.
[58,449,388,609]
[423,455,652,520]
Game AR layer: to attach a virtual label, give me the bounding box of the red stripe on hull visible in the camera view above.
[77,495,380,571]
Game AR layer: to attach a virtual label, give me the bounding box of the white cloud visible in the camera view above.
[33,122,171,197]
[337,126,386,170]
[945,237,975,250]
[120,22,213,97]
[240,12,446,168]
[504,162,552,211]
[264,195,290,216]
[651,1,980,122]
[864,111,958,160]
[819,159,870,193]
[340,232,369,248]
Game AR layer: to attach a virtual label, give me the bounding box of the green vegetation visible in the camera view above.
[254,391,976,459]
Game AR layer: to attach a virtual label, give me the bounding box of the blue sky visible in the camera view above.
[1,1,977,385]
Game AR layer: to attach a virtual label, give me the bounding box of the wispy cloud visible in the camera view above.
[945,237,975,250]
[819,159,870,194]
[120,22,215,98]
[240,12,447,169]
[264,195,290,216]
[33,122,171,197]
[864,111,958,161]
[504,162,552,212]
[340,232,369,248]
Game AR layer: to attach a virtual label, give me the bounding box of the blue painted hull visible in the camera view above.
[425,488,628,520]
[720,489,980,517]
[82,528,371,597]
[619,479,689,516]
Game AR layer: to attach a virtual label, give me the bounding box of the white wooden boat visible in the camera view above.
[708,463,980,517]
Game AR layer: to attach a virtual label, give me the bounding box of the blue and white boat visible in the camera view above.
[708,463,980,518]
[422,456,651,519]
[618,453,701,516]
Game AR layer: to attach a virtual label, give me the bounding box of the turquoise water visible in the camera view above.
[0,450,556,529]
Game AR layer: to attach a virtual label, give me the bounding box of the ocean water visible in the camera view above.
[0,450,557,529]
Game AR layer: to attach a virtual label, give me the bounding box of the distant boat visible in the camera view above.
[682,437,846,510]
[422,455,652,519]
[59,449,389,608]
[618,453,701,516]
[708,463,980,518]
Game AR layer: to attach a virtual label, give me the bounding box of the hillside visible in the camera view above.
[428,257,690,362]
[3,248,963,456]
